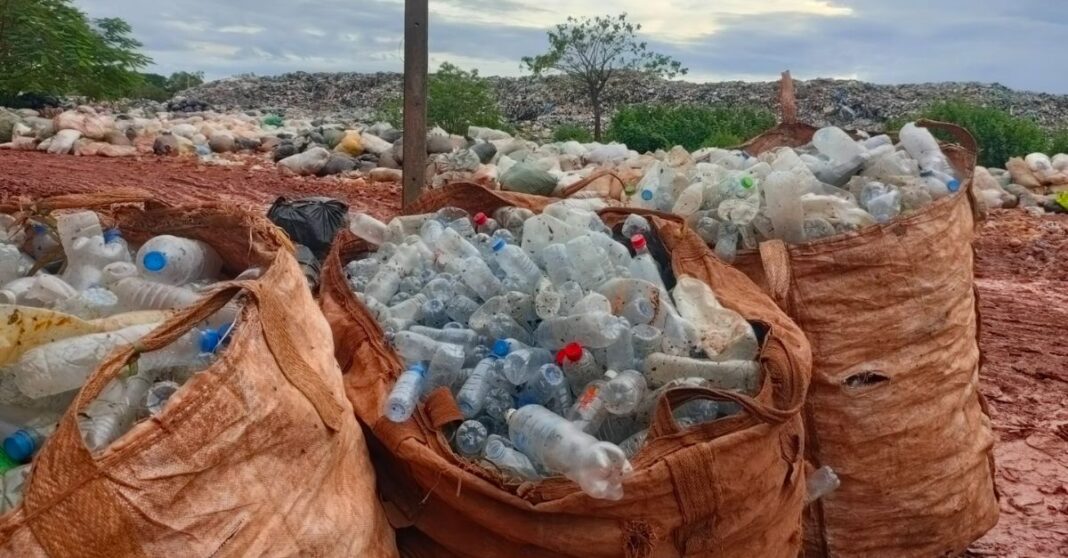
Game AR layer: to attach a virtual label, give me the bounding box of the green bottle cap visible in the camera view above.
[741,176,754,189]
[0,449,18,472]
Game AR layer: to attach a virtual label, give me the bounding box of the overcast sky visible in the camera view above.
[77,0,1068,93]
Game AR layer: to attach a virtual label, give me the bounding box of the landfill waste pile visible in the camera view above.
[0,210,253,513]
[1000,152,1068,213]
[344,202,767,501]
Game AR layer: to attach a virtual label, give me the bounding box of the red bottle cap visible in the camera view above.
[473,212,488,226]
[555,342,583,365]
[630,234,647,251]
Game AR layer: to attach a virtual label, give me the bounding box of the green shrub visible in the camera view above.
[1048,129,1068,156]
[377,63,508,136]
[887,100,1048,168]
[552,123,593,143]
[607,104,775,153]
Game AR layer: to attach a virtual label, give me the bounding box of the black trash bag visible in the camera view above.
[267,197,349,259]
[294,244,322,291]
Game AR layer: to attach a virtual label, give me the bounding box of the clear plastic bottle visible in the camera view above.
[899,122,957,179]
[419,298,450,328]
[483,434,539,481]
[604,326,636,372]
[631,325,663,361]
[0,463,29,514]
[671,182,705,216]
[389,293,428,322]
[556,342,604,394]
[571,292,612,315]
[455,419,488,456]
[437,228,481,262]
[447,217,477,239]
[137,326,223,377]
[564,236,608,289]
[715,223,739,263]
[445,295,480,324]
[1,421,56,464]
[385,363,427,422]
[506,405,632,500]
[457,357,502,418]
[473,212,499,235]
[628,235,665,290]
[812,126,864,164]
[427,344,466,390]
[0,245,22,286]
[482,314,532,346]
[349,213,391,245]
[674,398,720,427]
[618,429,648,459]
[534,312,628,349]
[136,235,223,286]
[459,256,503,301]
[10,323,159,399]
[392,331,452,362]
[527,363,572,414]
[867,190,902,224]
[491,238,542,290]
[621,297,655,326]
[80,370,154,452]
[763,171,807,244]
[539,244,573,286]
[602,370,647,415]
[501,348,553,385]
[145,380,180,415]
[109,275,202,312]
[805,465,841,504]
[642,353,760,393]
[409,325,482,350]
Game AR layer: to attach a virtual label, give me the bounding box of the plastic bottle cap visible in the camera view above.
[516,391,538,407]
[630,234,647,251]
[409,362,428,375]
[741,176,755,189]
[604,370,619,380]
[491,238,506,252]
[199,328,223,353]
[32,224,46,234]
[556,342,583,365]
[640,189,654,201]
[491,339,510,358]
[474,212,488,226]
[142,251,168,272]
[947,179,961,192]
[103,228,122,244]
[3,430,37,462]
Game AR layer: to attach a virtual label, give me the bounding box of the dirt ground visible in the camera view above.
[1,151,1065,556]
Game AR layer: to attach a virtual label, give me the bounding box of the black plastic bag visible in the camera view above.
[267,197,348,259]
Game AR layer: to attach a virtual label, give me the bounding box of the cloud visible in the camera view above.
[74,0,1068,93]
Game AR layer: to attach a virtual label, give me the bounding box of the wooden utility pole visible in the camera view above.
[402,0,428,208]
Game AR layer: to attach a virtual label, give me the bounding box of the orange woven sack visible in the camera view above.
[0,198,397,557]
[320,183,812,558]
[730,120,999,557]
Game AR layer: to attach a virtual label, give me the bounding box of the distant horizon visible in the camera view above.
[76,0,1068,95]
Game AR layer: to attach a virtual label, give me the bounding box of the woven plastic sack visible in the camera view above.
[320,182,812,558]
[732,121,998,557]
[0,196,397,557]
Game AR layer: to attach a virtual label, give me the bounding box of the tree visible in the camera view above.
[523,13,686,140]
[379,63,507,135]
[0,0,151,100]
[166,71,205,93]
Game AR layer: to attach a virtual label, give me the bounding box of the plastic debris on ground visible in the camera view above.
[345,203,764,501]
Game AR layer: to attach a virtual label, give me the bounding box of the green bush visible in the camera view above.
[377,63,507,136]
[607,104,775,154]
[552,123,593,143]
[887,100,1048,168]
[1048,129,1068,156]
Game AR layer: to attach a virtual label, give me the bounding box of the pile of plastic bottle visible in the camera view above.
[0,210,243,513]
[346,202,762,500]
[624,122,961,261]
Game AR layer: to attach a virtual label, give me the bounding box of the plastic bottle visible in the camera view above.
[620,214,651,239]
[501,348,553,386]
[534,312,627,349]
[899,122,957,180]
[618,429,648,459]
[556,343,603,394]
[10,323,159,399]
[642,353,760,393]
[136,236,223,286]
[621,297,655,326]
[571,292,612,315]
[109,275,202,312]
[392,331,454,362]
[0,246,22,285]
[812,127,864,164]
[349,213,391,245]
[564,236,609,289]
[507,405,632,500]
[1,421,55,464]
[419,298,450,328]
[867,190,902,223]
[527,363,572,414]
[137,326,224,376]
[628,235,665,290]
[673,398,720,427]
[444,295,479,323]
[483,434,540,481]
[805,465,841,504]
[427,344,466,390]
[409,325,482,350]
[491,238,542,290]
[455,419,488,456]
[385,363,427,422]
[715,223,739,263]
[459,256,503,301]
[473,212,499,235]
[457,357,502,418]
[145,380,180,415]
[539,244,573,286]
[763,171,806,244]
[631,325,662,361]
[80,370,153,452]
[602,370,647,415]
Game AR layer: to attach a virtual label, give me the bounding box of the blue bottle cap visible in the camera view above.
[199,328,224,353]
[3,430,38,463]
[103,228,122,244]
[516,391,538,408]
[947,179,961,192]
[491,238,506,252]
[408,362,428,375]
[142,250,167,272]
[32,224,47,234]
[491,339,510,358]
[640,189,654,201]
